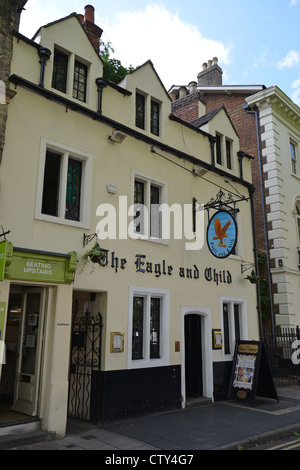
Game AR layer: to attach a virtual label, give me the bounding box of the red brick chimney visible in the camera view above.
[78,5,103,54]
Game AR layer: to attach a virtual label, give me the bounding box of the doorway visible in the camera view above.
[68,291,103,423]
[0,286,46,423]
[184,314,203,398]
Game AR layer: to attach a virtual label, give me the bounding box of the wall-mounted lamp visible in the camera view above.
[193,165,208,176]
[109,130,127,144]
[106,183,118,194]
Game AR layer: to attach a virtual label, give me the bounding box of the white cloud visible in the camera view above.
[292,78,300,104]
[98,4,232,89]
[290,0,299,6]
[20,0,62,37]
[277,50,300,69]
[20,0,83,38]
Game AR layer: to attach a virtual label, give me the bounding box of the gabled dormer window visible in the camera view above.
[215,133,233,170]
[135,91,161,136]
[51,48,88,103]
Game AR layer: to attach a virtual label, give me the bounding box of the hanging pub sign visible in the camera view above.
[229,340,278,403]
[207,211,237,258]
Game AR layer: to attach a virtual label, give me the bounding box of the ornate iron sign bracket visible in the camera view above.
[204,189,248,212]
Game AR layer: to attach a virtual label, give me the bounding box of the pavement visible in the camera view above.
[2,384,300,452]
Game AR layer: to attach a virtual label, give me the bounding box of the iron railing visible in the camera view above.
[263,326,300,387]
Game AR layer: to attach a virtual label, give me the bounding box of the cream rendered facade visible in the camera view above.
[246,87,300,328]
[0,10,260,436]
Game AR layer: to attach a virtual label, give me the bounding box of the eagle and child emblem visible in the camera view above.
[207,211,237,258]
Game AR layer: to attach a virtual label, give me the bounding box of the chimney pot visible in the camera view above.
[213,57,218,65]
[208,59,212,67]
[188,81,197,94]
[202,62,207,71]
[179,86,187,99]
[84,5,95,23]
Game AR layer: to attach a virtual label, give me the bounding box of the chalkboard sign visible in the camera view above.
[229,340,278,403]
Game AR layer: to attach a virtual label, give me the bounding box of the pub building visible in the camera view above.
[0,4,260,437]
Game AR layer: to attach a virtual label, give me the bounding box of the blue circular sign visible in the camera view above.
[207,211,237,258]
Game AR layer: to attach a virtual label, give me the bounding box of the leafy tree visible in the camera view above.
[100,40,134,83]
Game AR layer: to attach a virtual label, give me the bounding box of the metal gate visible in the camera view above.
[68,309,103,422]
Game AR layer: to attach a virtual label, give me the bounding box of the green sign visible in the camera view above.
[5,247,77,284]
[0,302,6,341]
[0,241,13,281]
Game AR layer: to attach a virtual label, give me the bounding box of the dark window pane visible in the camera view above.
[52,49,68,93]
[65,158,82,221]
[134,180,144,233]
[136,93,145,129]
[42,151,61,216]
[151,100,159,136]
[226,139,231,169]
[73,61,87,102]
[223,303,230,355]
[150,298,160,358]
[132,297,144,360]
[216,134,222,165]
[234,304,240,342]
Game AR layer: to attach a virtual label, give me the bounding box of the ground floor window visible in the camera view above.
[221,297,247,359]
[128,287,170,368]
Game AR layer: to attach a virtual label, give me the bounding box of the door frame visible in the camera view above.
[12,287,47,416]
[180,307,213,407]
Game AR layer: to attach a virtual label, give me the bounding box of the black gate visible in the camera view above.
[264,326,300,387]
[68,310,103,423]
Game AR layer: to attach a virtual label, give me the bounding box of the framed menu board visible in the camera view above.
[229,340,278,403]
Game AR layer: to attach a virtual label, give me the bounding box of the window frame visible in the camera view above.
[131,170,168,244]
[290,140,298,175]
[128,286,170,369]
[52,48,68,94]
[73,59,88,103]
[216,133,222,165]
[220,297,248,360]
[35,138,93,228]
[150,99,160,136]
[295,201,300,246]
[225,138,232,170]
[135,92,145,130]
[135,91,161,137]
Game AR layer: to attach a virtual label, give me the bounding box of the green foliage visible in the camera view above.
[100,40,134,83]
[257,251,266,265]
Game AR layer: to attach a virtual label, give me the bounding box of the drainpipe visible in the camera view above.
[249,185,263,340]
[244,104,275,341]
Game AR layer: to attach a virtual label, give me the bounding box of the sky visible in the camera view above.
[19,0,300,105]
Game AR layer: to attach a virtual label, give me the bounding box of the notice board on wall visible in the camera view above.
[229,340,278,403]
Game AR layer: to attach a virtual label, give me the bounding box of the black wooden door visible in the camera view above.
[185,314,203,397]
